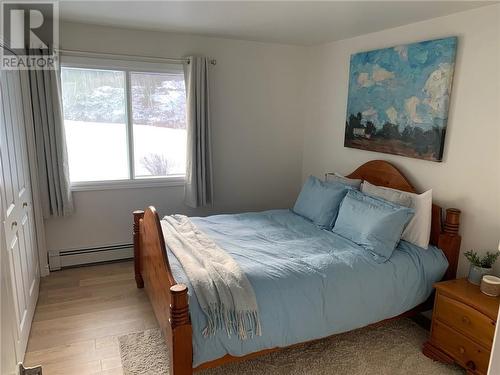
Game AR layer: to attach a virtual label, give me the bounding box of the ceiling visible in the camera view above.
[59,1,496,46]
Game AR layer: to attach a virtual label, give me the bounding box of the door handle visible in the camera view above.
[11,221,17,229]
[22,202,28,207]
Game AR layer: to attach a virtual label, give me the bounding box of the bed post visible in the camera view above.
[133,210,145,288]
[438,208,462,280]
[170,284,193,375]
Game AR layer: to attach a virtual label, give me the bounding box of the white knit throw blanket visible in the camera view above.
[161,215,261,340]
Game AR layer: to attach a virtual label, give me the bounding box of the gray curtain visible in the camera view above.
[20,50,73,217]
[183,56,213,208]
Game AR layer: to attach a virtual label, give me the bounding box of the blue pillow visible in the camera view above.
[332,190,414,262]
[293,176,349,229]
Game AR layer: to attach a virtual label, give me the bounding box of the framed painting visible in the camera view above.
[344,37,457,162]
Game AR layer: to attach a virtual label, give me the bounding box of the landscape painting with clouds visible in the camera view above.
[344,37,457,162]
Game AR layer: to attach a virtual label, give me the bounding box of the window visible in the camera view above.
[61,62,187,187]
[131,72,187,178]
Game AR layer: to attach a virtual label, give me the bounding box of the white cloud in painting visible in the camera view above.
[405,96,423,124]
[357,72,373,87]
[357,66,394,88]
[372,66,395,82]
[423,63,454,119]
[362,107,379,123]
[386,106,398,124]
[394,45,408,61]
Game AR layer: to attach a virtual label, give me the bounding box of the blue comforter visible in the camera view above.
[165,209,448,366]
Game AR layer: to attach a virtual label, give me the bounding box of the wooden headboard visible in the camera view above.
[345,160,461,280]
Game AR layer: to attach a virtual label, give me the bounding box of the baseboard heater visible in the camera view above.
[48,243,133,271]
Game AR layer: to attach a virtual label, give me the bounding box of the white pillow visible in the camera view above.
[361,181,432,249]
[360,181,413,207]
[325,172,362,189]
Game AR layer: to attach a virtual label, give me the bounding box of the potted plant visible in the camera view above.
[464,250,499,285]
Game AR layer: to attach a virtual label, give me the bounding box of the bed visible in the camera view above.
[133,160,462,375]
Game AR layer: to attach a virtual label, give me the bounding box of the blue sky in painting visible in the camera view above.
[346,37,457,130]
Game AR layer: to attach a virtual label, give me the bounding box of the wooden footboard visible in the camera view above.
[133,160,462,375]
[134,208,193,375]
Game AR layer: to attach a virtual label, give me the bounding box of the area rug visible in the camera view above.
[118,319,464,374]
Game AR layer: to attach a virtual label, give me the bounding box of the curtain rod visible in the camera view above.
[58,49,216,65]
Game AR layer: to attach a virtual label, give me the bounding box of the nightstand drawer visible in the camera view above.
[431,321,490,375]
[435,293,495,348]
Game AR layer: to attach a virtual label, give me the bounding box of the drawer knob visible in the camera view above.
[466,361,476,371]
[459,346,465,354]
[461,316,470,325]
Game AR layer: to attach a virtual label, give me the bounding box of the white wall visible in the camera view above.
[301,4,500,277]
[45,22,306,253]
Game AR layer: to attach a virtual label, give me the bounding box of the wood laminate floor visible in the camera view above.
[24,261,157,375]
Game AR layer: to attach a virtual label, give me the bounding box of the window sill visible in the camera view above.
[70,177,185,192]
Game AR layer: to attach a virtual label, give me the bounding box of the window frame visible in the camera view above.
[60,56,187,191]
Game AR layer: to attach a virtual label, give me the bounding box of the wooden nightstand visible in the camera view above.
[423,278,500,374]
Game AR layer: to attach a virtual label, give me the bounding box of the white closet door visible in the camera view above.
[0,69,39,361]
[1,199,18,375]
